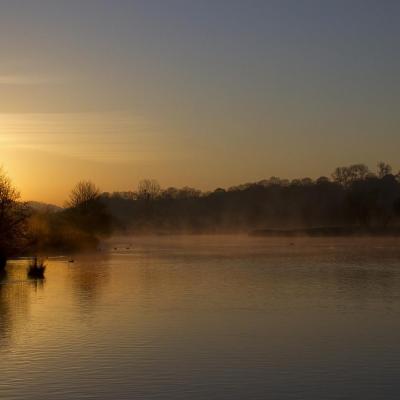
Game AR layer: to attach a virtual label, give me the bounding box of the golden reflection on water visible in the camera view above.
[0,267,32,346]
[1,236,400,399]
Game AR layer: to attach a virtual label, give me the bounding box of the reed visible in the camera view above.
[27,257,46,279]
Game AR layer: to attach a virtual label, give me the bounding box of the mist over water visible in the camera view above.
[1,236,400,399]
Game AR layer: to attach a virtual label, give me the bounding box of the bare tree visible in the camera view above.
[0,168,28,269]
[0,168,19,206]
[332,164,370,186]
[65,181,112,238]
[137,179,161,201]
[377,161,392,178]
[67,181,100,209]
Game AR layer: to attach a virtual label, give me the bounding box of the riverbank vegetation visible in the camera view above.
[0,168,29,269]
[0,169,111,269]
[1,162,400,268]
[102,163,400,234]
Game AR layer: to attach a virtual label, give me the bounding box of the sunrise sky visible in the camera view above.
[1,0,399,204]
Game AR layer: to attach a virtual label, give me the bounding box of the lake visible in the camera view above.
[1,236,400,399]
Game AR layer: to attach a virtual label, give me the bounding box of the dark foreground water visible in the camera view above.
[1,236,400,400]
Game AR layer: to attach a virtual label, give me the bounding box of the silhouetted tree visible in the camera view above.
[67,181,101,209]
[0,168,28,269]
[332,164,370,187]
[65,181,111,239]
[137,179,161,201]
[377,161,392,178]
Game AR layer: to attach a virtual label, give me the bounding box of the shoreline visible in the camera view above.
[250,227,400,237]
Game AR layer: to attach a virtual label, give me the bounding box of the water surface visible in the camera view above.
[1,236,400,399]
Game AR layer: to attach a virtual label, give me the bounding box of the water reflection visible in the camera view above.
[1,238,400,400]
[0,278,30,346]
[0,262,46,347]
[68,254,110,314]
[0,284,11,345]
[29,278,46,292]
[0,269,6,287]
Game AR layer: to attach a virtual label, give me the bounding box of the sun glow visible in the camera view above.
[0,112,158,160]
[0,112,166,204]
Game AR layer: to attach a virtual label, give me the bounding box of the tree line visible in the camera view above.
[101,162,400,233]
[1,161,400,268]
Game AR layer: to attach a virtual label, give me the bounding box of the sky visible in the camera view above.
[0,0,399,204]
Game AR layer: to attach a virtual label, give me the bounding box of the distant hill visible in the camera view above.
[26,201,63,213]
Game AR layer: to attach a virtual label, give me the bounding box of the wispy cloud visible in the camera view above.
[0,74,58,85]
[0,111,162,164]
